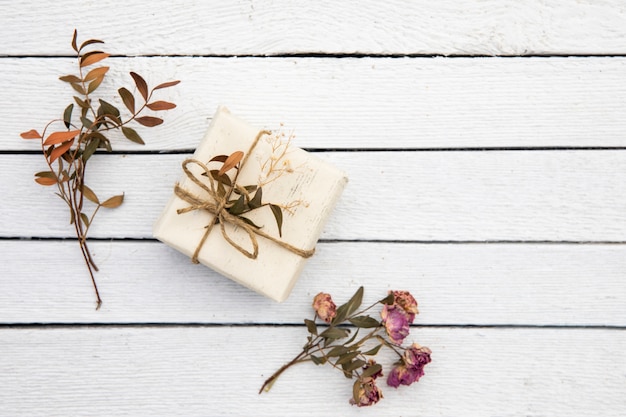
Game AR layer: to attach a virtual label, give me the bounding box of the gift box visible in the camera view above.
[153,106,348,301]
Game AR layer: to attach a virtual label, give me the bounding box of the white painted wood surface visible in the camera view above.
[2,1,626,416]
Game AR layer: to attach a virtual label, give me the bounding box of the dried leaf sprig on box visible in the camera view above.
[20,30,179,309]
[260,287,432,407]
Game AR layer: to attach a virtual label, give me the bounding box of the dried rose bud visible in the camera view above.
[391,290,419,322]
[381,305,410,344]
[387,343,432,388]
[312,292,336,323]
[350,377,383,407]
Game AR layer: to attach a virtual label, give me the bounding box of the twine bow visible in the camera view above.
[174,130,315,263]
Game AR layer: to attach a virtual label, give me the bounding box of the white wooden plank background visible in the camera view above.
[2,1,626,416]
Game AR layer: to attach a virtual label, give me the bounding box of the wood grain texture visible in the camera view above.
[3,151,626,241]
[2,0,626,56]
[1,240,624,326]
[5,57,626,150]
[1,326,624,417]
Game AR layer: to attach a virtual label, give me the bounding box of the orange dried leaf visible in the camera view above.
[130,72,149,100]
[219,151,244,176]
[79,39,104,51]
[80,52,110,68]
[71,29,78,52]
[84,66,109,81]
[146,101,176,111]
[35,176,57,186]
[21,129,42,139]
[154,80,181,90]
[49,139,74,163]
[44,130,80,146]
[101,194,124,208]
[135,116,163,127]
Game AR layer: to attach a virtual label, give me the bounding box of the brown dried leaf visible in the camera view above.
[87,74,104,94]
[146,101,176,111]
[218,151,244,176]
[84,66,109,82]
[130,72,149,100]
[71,82,86,95]
[59,74,82,83]
[44,130,80,146]
[49,139,74,163]
[154,80,181,90]
[118,87,135,114]
[79,39,104,51]
[35,176,57,186]
[135,116,163,127]
[20,129,42,139]
[82,184,100,204]
[71,29,78,52]
[80,52,110,68]
[101,194,124,208]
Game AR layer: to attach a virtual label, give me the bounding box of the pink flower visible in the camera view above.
[350,377,383,407]
[381,305,410,344]
[312,292,336,323]
[387,344,432,388]
[391,290,418,322]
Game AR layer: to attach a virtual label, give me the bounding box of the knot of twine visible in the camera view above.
[174,130,315,263]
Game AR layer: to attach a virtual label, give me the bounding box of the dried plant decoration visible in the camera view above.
[20,30,179,309]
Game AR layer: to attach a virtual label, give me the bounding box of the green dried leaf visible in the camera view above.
[121,126,144,145]
[327,346,349,357]
[310,355,326,366]
[209,170,232,187]
[345,359,366,372]
[336,351,359,365]
[319,327,349,340]
[81,185,100,204]
[98,99,120,118]
[269,204,283,237]
[82,137,99,162]
[234,185,258,195]
[249,187,262,209]
[229,195,247,215]
[362,345,382,356]
[348,316,380,329]
[304,319,317,336]
[379,293,395,305]
[81,116,93,129]
[118,87,135,114]
[238,216,261,229]
[63,104,74,129]
[332,287,364,325]
[361,363,383,378]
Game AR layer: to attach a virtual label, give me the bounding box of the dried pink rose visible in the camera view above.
[350,377,383,407]
[387,344,432,388]
[312,292,336,323]
[381,305,410,344]
[391,290,418,322]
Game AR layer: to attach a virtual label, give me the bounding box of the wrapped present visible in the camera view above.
[153,106,348,301]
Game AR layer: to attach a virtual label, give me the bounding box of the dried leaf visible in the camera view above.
[238,216,261,229]
[84,66,109,82]
[121,126,144,145]
[35,171,57,179]
[135,116,163,127]
[80,52,110,67]
[269,204,283,237]
[348,316,380,328]
[101,194,124,208]
[71,29,78,52]
[327,346,349,357]
[209,169,232,187]
[87,74,105,94]
[63,104,74,129]
[146,101,176,111]
[79,38,104,51]
[81,116,94,129]
[362,345,382,356]
[218,151,244,176]
[332,287,364,325]
[249,187,262,209]
[118,87,135,113]
[130,72,149,100]
[59,74,82,83]
[336,351,359,365]
[304,319,317,336]
[70,82,86,95]
[80,212,90,227]
[229,195,247,215]
[209,155,228,163]
[82,137,100,161]
[310,355,326,365]
[81,184,100,204]
[319,327,349,340]
[44,130,80,146]
[20,129,42,139]
[35,176,57,186]
[344,359,366,373]
[98,99,120,117]
[49,139,74,163]
[154,80,181,90]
